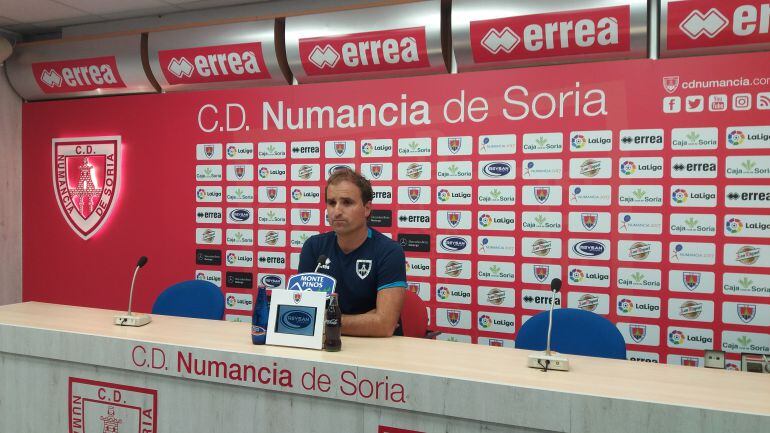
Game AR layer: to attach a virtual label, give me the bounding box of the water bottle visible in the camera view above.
[324,294,342,352]
[251,286,268,344]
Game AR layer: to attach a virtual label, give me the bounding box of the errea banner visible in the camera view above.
[158,42,271,84]
[666,0,770,52]
[32,56,126,94]
[299,27,431,76]
[469,6,632,63]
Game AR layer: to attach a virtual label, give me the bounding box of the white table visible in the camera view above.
[0,302,767,433]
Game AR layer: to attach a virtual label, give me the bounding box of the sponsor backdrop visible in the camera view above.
[23,50,770,365]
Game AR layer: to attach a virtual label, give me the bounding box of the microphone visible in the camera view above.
[114,256,152,327]
[527,277,569,372]
[314,254,330,273]
[545,278,561,356]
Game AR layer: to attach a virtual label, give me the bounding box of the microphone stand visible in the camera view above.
[114,260,152,327]
[526,279,569,372]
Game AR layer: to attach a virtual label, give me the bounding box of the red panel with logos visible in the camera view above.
[22,51,770,366]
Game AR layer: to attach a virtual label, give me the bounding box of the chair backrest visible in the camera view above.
[400,290,428,338]
[151,280,225,320]
[515,308,626,359]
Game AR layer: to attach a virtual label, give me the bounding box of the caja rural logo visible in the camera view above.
[53,137,120,239]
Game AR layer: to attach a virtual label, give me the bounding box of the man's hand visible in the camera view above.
[341,287,405,337]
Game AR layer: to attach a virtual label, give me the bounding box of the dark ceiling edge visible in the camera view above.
[14,0,425,47]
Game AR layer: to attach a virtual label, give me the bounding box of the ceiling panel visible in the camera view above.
[176,0,264,10]
[0,16,20,25]
[98,5,183,20]
[55,0,177,16]
[0,0,85,22]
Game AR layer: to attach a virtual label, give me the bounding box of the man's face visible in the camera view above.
[326,180,371,236]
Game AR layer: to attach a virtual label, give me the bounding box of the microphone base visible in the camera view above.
[114,314,152,327]
[527,352,570,371]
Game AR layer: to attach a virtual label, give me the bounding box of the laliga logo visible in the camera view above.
[478,314,493,328]
[167,57,194,78]
[726,217,744,234]
[481,27,521,53]
[308,45,340,68]
[668,329,686,345]
[620,160,637,175]
[672,188,688,204]
[728,130,746,146]
[569,268,584,283]
[679,8,729,39]
[571,134,587,149]
[40,69,63,87]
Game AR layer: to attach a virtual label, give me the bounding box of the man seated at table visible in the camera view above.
[298,168,406,337]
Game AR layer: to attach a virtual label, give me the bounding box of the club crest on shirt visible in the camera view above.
[356,259,372,279]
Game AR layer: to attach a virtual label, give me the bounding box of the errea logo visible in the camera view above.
[158,42,270,84]
[668,1,770,50]
[300,27,429,75]
[471,5,630,62]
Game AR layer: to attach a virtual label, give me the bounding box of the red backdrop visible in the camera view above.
[23,51,770,366]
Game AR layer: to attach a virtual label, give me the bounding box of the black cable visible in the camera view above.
[538,359,550,372]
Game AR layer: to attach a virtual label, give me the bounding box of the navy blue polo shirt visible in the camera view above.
[297,228,407,315]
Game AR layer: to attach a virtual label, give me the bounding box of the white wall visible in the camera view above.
[0,64,22,305]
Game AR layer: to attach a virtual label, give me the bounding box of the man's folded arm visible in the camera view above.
[341,286,405,337]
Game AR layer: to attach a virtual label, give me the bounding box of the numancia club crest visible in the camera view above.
[52,136,120,239]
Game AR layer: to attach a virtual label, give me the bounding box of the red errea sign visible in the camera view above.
[158,42,271,85]
[31,56,126,94]
[470,5,631,63]
[299,27,430,76]
[667,0,770,50]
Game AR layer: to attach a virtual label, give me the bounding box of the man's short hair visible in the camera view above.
[326,168,373,204]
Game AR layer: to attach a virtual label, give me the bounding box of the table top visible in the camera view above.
[1,301,768,416]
